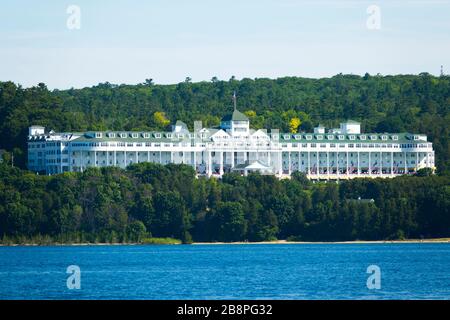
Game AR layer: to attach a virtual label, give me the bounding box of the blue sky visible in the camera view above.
[1,0,449,89]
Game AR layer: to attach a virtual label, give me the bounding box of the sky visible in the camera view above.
[1,0,449,89]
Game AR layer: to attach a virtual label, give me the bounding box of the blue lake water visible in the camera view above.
[0,243,449,300]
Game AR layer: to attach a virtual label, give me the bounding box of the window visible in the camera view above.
[370,135,377,140]
[95,132,102,138]
[392,135,398,141]
[349,135,355,140]
[143,133,150,138]
[283,134,291,140]
[155,133,161,139]
[107,132,115,138]
[338,135,345,140]
[294,134,301,140]
[305,135,312,140]
[316,135,323,140]
[120,133,127,138]
[327,135,334,140]
[381,135,387,141]
[360,135,366,140]
[132,133,139,138]
[166,133,173,139]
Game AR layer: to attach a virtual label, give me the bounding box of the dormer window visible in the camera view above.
[338,135,345,140]
[166,133,173,139]
[392,135,398,141]
[95,132,102,138]
[349,135,356,140]
[107,132,115,138]
[120,133,127,138]
[283,134,291,140]
[360,135,366,140]
[305,135,312,140]
[155,133,162,139]
[370,135,377,140]
[177,134,184,139]
[143,133,150,138]
[327,135,334,140]
[316,135,323,140]
[381,135,387,141]
[131,133,139,138]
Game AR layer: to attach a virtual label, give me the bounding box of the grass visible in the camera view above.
[141,237,182,245]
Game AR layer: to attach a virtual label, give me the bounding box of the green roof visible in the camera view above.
[278,132,423,144]
[221,109,249,122]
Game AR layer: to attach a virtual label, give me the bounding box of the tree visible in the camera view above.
[127,220,147,242]
[289,117,301,133]
[416,167,433,177]
[153,112,170,129]
[215,202,247,242]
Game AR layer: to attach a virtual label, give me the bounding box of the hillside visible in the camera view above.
[0,73,449,173]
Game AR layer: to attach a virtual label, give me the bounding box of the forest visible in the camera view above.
[0,73,449,173]
[0,163,449,244]
[0,74,449,243]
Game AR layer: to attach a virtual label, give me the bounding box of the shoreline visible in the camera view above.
[1,238,449,247]
[192,239,450,245]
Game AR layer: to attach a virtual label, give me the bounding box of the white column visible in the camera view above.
[193,151,197,171]
[231,151,235,169]
[207,151,212,177]
[114,151,116,166]
[316,151,319,177]
[278,151,282,176]
[219,151,224,175]
[106,151,109,166]
[416,152,419,171]
[170,151,173,163]
[147,151,150,162]
[288,152,291,175]
[336,152,339,179]
[308,152,311,175]
[94,151,97,167]
[404,152,407,174]
[357,152,360,176]
[159,150,162,164]
[326,151,330,179]
[391,152,394,176]
[268,151,271,168]
[369,152,371,176]
[346,151,349,176]
[124,151,127,167]
[136,151,138,164]
[380,151,382,175]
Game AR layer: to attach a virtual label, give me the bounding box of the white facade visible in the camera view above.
[27,110,435,179]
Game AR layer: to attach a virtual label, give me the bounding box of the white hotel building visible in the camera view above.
[27,109,435,179]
